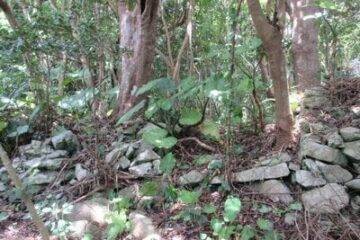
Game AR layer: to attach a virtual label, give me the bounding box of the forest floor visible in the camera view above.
[1,78,360,240]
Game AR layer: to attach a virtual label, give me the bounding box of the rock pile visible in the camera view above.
[0,130,79,194]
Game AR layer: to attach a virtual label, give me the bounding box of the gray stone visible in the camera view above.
[19,140,53,158]
[69,220,102,240]
[152,159,162,175]
[350,195,360,213]
[234,163,290,183]
[0,182,6,192]
[115,156,131,170]
[300,140,348,166]
[65,197,109,225]
[129,212,161,240]
[23,157,65,170]
[351,106,360,118]
[257,180,294,204]
[325,131,344,148]
[51,130,79,153]
[345,179,360,191]
[118,184,140,200]
[303,96,329,109]
[288,162,300,171]
[210,175,225,185]
[25,171,57,185]
[75,164,90,181]
[129,162,153,177]
[340,127,360,141]
[105,145,128,164]
[315,161,353,183]
[301,183,349,213]
[133,149,160,164]
[295,170,326,187]
[179,170,205,185]
[303,159,321,174]
[257,152,291,167]
[343,141,360,162]
[309,122,332,135]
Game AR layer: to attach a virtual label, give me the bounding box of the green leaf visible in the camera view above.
[106,210,127,240]
[224,196,242,222]
[178,190,200,204]
[155,136,178,149]
[203,204,216,214]
[116,100,146,125]
[160,153,176,174]
[140,181,159,196]
[142,128,177,149]
[0,121,8,132]
[241,225,256,240]
[179,109,202,126]
[257,218,273,231]
[210,218,224,235]
[199,120,220,140]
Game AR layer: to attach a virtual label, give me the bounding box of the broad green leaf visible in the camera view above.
[241,225,256,240]
[210,218,224,235]
[117,100,146,125]
[179,109,202,126]
[143,127,168,141]
[178,190,200,204]
[155,136,177,149]
[199,120,220,140]
[224,196,241,222]
[257,218,273,231]
[160,153,176,174]
[106,210,127,240]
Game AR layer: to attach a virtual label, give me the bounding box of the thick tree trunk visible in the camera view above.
[247,0,293,146]
[118,0,159,114]
[291,0,320,92]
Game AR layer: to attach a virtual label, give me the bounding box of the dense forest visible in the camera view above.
[0,0,359,239]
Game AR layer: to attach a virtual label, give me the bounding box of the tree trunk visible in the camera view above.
[247,0,293,146]
[291,0,321,92]
[118,0,159,114]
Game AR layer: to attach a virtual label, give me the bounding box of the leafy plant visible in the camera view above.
[223,196,241,222]
[178,190,200,205]
[160,152,176,174]
[142,127,177,149]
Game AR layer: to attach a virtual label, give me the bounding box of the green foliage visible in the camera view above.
[179,109,202,126]
[178,190,200,205]
[199,120,220,140]
[223,196,241,222]
[256,218,273,231]
[160,152,176,174]
[140,181,160,196]
[106,210,128,240]
[142,127,177,149]
[241,225,256,240]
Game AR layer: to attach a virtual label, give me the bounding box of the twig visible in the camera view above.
[178,137,216,152]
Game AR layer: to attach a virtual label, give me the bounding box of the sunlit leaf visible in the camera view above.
[179,109,202,126]
[224,196,241,222]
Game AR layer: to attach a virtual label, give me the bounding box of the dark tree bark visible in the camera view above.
[247,0,294,147]
[118,0,160,114]
[290,0,321,92]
